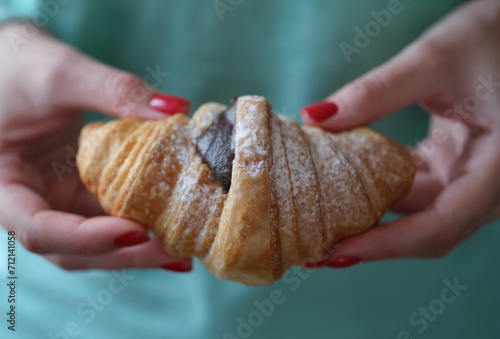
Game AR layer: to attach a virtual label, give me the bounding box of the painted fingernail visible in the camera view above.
[302,259,328,269]
[301,101,338,122]
[326,256,361,268]
[114,231,150,247]
[161,261,192,273]
[149,94,190,115]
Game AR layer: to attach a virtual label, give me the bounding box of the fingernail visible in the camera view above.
[149,94,190,115]
[302,261,326,269]
[301,101,338,122]
[114,231,150,247]
[326,256,361,268]
[161,261,192,273]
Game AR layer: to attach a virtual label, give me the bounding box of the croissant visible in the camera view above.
[77,96,415,285]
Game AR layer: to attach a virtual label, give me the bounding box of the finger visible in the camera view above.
[0,183,151,255]
[48,48,190,119]
[300,41,448,131]
[44,238,192,272]
[392,117,471,214]
[45,170,105,218]
[328,138,500,262]
[32,212,152,255]
[418,117,471,181]
[330,211,451,263]
[329,190,471,263]
[390,168,442,214]
[488,203,500,223]
[69,186,106,217]
[391,138,452,214]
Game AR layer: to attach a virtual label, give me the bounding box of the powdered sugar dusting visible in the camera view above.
[303,127,388,247]
[233,96,269,178]
[270,115,301,264]
[278,116,323,255]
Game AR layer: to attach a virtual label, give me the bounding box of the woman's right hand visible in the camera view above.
[301,0,500,265]
[0,21,193,272]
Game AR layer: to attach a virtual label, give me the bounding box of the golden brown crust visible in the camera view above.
[77,96,415,285]
[204,97,281,284]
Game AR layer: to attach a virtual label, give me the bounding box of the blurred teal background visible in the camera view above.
[1,0,499,338]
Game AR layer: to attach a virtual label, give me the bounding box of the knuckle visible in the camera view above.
[375,245,401,261]
[413,40,452,75]
[18,229,45,254]
[349,74,385,108]
[104,72,144,118]
[79,242,98,256]
[415,40,445,60]
[427,229,459,259]
[415,208,462,259]
[76,222,103,256]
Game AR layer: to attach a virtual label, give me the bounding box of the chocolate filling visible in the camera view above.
[196,98,237,192]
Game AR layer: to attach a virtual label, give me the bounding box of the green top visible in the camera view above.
[2,1,499,339]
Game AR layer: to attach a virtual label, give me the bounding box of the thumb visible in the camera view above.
[54,49,190,119]
[300,43,443,131]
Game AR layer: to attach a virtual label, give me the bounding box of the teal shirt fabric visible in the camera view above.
[2,1,500,338]
[0,0,36,22]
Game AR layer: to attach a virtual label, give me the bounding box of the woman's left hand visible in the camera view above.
[0,23,192,272]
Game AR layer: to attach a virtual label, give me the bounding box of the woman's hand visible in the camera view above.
[301,0,500,266]
[0,21,192,272]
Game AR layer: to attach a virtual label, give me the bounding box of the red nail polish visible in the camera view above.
[161,262,192,273]
[302,261,325,269]
[301,101,338,122]
[149,94,190,115]
[302,259,328,269]
[114,231,150,247]
[326,256,361,268]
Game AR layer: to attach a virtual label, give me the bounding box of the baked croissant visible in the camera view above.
[77,96,415,285]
